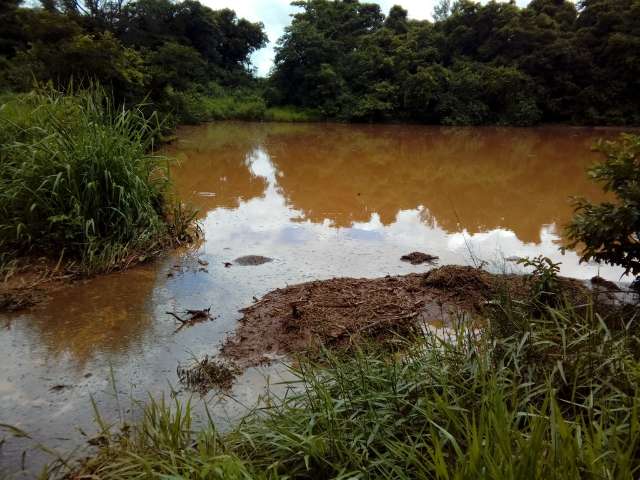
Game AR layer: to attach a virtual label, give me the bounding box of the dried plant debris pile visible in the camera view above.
[222,266,546,367]
[177,356,239,394]
[0,288,45,312]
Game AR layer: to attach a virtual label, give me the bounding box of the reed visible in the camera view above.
[0,87,192,274]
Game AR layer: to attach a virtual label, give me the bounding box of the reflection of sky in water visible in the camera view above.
[204,146,627,282]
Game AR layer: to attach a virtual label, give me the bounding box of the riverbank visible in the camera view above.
[64,263,640,479]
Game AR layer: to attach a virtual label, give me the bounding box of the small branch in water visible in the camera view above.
[167,307,214,333]
[166,311,186,323]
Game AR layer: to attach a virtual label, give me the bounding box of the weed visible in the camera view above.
[0,87,195,274]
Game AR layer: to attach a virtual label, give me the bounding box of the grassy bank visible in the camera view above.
[0,88,195,276]
[65,281,640,479]
[166,87,322,125]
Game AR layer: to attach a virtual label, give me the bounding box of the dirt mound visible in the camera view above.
[221,265,602,369]
[222,266,517,368]
[422,265,510,308]
[591,275,620,292]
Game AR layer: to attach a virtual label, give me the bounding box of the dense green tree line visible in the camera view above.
[269,0,640,125]
[1,0,639,125]
[0,0,267,122]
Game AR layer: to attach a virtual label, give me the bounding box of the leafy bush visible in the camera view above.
[165,88,267,124]
[263,106,322,122]
[566,134,640,276]
[0,88,187,273]
[516,255,562,305]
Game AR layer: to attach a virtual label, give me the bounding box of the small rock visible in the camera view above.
[401,252,439,265]
[224,262,233,268]
[234,255,273,266]
[50,384,71,392]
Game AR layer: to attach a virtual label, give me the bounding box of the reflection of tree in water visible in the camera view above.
[165,122,614,244]
[163,123,269,217]
[163,122,327,216]
[23,265,159,367]
[263,125,610,243]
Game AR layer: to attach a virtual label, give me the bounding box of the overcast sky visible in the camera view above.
[201,1,439,76]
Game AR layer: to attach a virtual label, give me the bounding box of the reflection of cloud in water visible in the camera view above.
[202,147,627,282]
[169,122,622,244]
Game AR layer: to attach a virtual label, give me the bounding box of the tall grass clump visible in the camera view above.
[70,291,640,479]
[0,88,192,273]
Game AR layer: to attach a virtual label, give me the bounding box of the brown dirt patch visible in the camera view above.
[591,275,620,292]
[0,288,47,312]
[222,266,537,368]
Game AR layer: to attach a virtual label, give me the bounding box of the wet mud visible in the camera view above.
[221,266,545,368]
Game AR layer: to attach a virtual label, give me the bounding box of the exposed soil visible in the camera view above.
[0,288,46,312]
[0,259,72,313]
[401,252,439,265]
[221,266,540,368]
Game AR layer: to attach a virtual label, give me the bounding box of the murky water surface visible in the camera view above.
[0,123,630,476]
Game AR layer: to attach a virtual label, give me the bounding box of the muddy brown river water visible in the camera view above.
[0,123,631,476]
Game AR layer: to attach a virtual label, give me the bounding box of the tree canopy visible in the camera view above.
[269,0,640,125]
[1,0,639,126]
[0,0,267,109]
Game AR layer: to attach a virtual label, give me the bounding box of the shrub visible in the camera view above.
[566,134,640,276]
[263,106,322,122]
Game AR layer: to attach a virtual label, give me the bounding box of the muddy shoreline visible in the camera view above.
[220,265,596,369]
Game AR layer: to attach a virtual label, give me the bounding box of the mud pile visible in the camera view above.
[222,266,532,367]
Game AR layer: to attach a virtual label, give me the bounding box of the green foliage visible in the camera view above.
[0,0,267,122]
[163,86,267,124]
[2,0,639,125]
[70,294,640,478]
[0,88,189,273]
[566,134,640,275]
[269,0,640,125]
[516,255,562,306]
[263,106,322,123]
